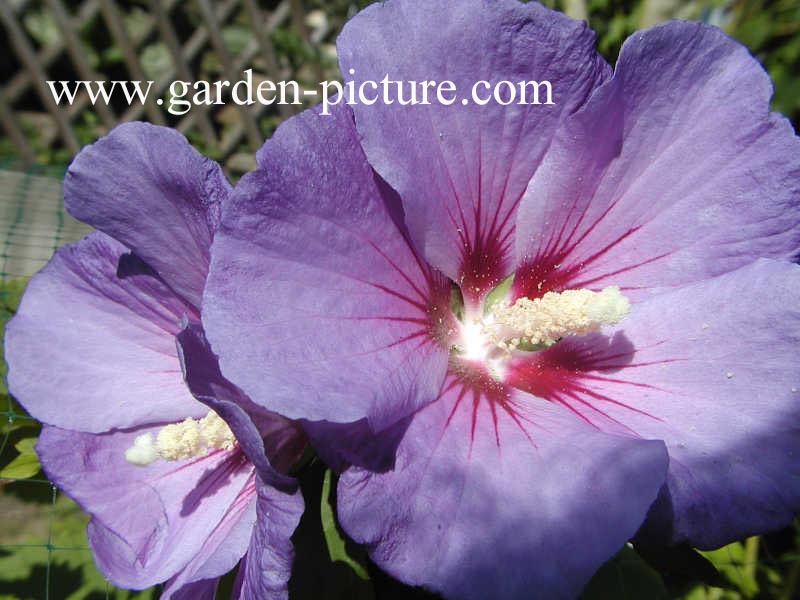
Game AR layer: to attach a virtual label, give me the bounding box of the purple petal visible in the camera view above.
[157,478,256,598]
[337,376,668,599]
[204,103,451,431]
[5,233,202,432]
[63,122,229,307]
[236,478,304,600]
[514,22,800,301]
[337,0,609,302]
[37,425,255,589]
[507,259,800,547]
[176,321,305,600]
[177,322,305,489]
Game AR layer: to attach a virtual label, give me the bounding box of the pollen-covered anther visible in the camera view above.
[124,410,236,466]
[486,285,630,350]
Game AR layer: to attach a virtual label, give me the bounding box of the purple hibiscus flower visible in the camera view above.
[5,122,306,599]
[202,0,800,597]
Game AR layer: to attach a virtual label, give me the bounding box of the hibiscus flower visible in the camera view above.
[203,0,800,598]
[5,123,306,599]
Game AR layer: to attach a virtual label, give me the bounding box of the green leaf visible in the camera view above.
[699,538,760,598]
[449,283,464,322]
[321,468,370,580]
[23,10,59,47]
[0,277,30,396]
[0,278,28,314]
[222,25,252,55]
[0,438,40,479]
[140,43,171,79]
[483,272,514,313]
[0,397,35,435]
[290,460,374,599]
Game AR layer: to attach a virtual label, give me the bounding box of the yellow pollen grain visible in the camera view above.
[156,418,206,461]
[124,410,236,466]
[199,411,236,451]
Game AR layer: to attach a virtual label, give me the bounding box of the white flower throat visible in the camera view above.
[455,285,630,377]
[124,410,236,466]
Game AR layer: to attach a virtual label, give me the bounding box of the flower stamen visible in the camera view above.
[487,286,630,351]
[124,410,236,466]
[452,285,630,375]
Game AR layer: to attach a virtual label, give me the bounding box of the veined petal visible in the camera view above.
[37,425,256,590]
[205,103,451,431]
[63,122,229,308]
[338,0,609,303]
[5,232,202,432]
[338,377,668,600]
[514,22,800,301]
[506,260,800,547]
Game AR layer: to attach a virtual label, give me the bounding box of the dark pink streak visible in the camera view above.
[505,337,666,433]
[454,181,526,306]
[512,224,643,300]
[443,359,535,450]
[458,231,511,307]
[512,185,687,301]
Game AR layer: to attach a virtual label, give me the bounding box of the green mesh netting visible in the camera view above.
[0,164,90,280]
[0,163,156,599]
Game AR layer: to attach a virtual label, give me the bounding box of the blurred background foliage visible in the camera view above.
[580,0,800,125]
[0,0,799,598]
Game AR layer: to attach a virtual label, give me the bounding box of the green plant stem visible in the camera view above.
[744,536,759,585]
[780,559,800,600]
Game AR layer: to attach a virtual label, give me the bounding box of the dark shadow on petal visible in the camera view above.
[304,416,411,474]
[373,169,412,244]
[540,330,637,374]
[634,483,676,548]
[179,451,247,517]
[636,411,800,550]
[506,331,641,434]
[116,252,159,279]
